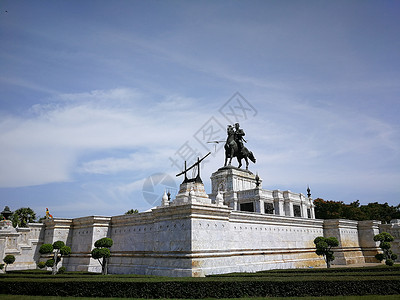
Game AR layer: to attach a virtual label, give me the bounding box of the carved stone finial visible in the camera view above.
[255,173,260,188]
[307,186,311,198]
[162,191,169,206]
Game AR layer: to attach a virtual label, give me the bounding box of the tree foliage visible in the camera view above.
[125,209,139,215]
[313,236,339,268]
[91,237,113,275]
[314,198,400,223]
[11,207,36,227]
[374,232,398,266]
[39,240,71,275]
[3,254,16,272]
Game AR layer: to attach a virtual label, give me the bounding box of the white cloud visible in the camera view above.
[0,88,215,188]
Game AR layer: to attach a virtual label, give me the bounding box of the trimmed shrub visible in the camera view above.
[374,232,398,266]
[39,244,53,254]
[45,259,55,268]
[3,254,16,272]
[94,238,113,248]
[57,266,66,274]
[92,238,113,275]
[53,241,65,250]
[37,261,46,269]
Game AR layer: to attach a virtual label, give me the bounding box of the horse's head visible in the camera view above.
[227,125,234,136]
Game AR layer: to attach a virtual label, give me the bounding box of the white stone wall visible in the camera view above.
[323,219,366,265]
[191,209,325,276]
[0,166,392,275]
[0,221,44,271]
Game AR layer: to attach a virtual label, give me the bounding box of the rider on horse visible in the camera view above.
[234,123,246,155]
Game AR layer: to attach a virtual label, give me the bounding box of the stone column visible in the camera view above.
[300,194,308,218]
[42,218,73,245]
[323,219,365,265]
[273,190,285,216]
[358,220,381,263]
[309,200,315,219]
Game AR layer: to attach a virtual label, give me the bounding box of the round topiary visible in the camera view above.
[45,259,55,268]
[385,259,394,266]
[3,255,15,265]
[39,244,53,254]
[375,253,385,261]
[57,266,66,274]
[91,247,111,260]
[53,241,65,249]
[60,246,71,256]
[94,238,113,248]
[37,261,46,269]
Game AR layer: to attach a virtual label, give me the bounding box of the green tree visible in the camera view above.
[11,207,36,227]
[39,241,71,275]
[3,254,16,272]
[361,202,400,224]
[314,236,339,268]
[91,237,113,275]
[374,232,398,266]
[314,198,344,219]
[314,198,400,222]
[125,209,139,215]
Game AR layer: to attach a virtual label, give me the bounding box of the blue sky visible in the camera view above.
[0,0,399,219]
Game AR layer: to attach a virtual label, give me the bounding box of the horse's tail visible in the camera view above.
[249,151,256,163]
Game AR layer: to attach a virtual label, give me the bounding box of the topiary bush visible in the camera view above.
[45,259,55,268]
[37,261,46,269]
[57,266,66,274]
[39,241,71,275]
[92,237,113,275]
[3,255,16,272]
[94,238,113,248]
[39,244,53,254]
[374,232,398,266]
[313,236,339,268]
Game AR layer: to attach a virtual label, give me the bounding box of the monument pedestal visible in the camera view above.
[210,166,259,194]
[209,166,261,209]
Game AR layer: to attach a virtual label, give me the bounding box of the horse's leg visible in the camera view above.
[245,157,249,170]
[228,147,234,165]
[237,157,242,168]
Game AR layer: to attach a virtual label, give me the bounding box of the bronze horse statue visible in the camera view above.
[224,126,256,170]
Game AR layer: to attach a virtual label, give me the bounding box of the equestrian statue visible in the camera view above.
[224,123,256,170]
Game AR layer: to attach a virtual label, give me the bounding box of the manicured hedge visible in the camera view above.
[0,278,399,298]
[0,266,399,298]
